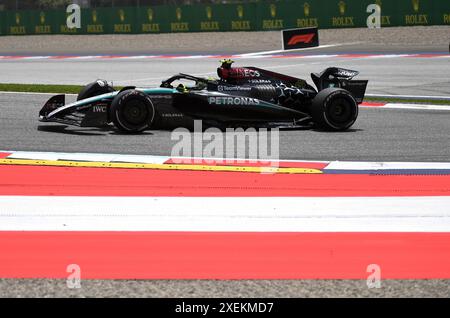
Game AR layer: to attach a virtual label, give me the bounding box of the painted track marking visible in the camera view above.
[0,158,321,174]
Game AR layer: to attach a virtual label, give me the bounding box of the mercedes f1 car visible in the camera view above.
[39,60,368,132]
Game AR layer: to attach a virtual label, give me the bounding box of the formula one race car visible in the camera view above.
[39,60,368,132]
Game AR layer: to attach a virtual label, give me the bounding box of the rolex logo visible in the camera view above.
[270,4,276,18]
[206,6,212,20]
[338,0,346,15]
[237,5,244,19]
[412,0,420,12]
[303,2,310,17]
[176,7,182,21]
[375,0,382,8]
[147,8,153,22]
[92,10,97,23]
[40,12,45,24]
[119,9,125,22]
[15,13,20,25]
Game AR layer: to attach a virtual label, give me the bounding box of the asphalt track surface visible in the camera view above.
[0,27,449,297]
[1,279,448,298]
[1,92,450,162]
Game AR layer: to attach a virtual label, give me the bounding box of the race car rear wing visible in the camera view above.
[311,67,368,104]
[342,80,368,104]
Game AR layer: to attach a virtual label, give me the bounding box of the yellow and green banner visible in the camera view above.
[138,6,169,33]
[0,0,449,36]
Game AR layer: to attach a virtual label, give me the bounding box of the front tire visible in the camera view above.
[310,88,358,131]
[110,90,155,133]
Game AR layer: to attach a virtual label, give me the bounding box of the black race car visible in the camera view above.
[39,60,368,132]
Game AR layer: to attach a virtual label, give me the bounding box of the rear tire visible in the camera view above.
[110,90,155,133]
[310,88,358,131]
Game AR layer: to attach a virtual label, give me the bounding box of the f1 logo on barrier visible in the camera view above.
[282,27,319,50]
[287,33,316,46]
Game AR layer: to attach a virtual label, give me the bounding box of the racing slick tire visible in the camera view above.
[77,80,115,101]
[110,90,155,133]
[310,87,358,131]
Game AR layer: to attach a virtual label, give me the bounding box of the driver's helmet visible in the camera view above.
[176,83,188,92]
[220,59,234,69]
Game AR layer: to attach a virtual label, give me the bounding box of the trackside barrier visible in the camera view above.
[0,0,449,36]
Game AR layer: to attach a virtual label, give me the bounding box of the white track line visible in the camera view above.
[381,103,450,111]
[3,150,170,164]
[367,93,450,101]
[0,196,449,232]
[325,161,450,171]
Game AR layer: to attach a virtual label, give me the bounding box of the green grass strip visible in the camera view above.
[0,83,85,94]
[364,96,450,106]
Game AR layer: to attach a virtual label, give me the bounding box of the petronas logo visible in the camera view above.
[412,0,420,12]
[237,5,244,19]
[176,7,182,21]
[119,9,125,22]
[40,12,45,24]
[303,2,310,17]
[147,8,153,22]
[206,6,212,20]
[15,13,20,25]
[92,10,97,23]
[338,1,346,15]
[270,4,276,18]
